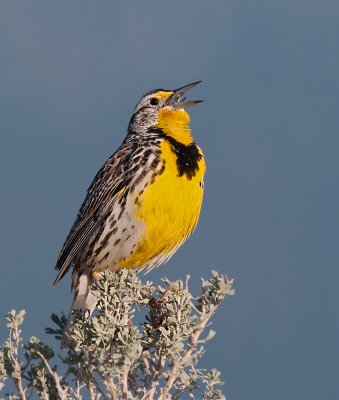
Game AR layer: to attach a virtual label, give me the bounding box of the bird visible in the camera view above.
[54,81,206,347]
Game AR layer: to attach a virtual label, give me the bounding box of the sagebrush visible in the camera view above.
[0,269,234,399]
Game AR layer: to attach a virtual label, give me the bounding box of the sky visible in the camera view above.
[1,1,339,399]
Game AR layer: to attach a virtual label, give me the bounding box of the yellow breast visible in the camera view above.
[119,140,205,268]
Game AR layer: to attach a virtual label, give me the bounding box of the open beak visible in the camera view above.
[166,81,203,109]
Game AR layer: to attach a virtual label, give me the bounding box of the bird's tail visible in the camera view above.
[61,274,97,349]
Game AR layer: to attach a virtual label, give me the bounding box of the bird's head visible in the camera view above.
[128,81,202,145]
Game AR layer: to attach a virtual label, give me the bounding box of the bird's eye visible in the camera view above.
[150,98,159,106]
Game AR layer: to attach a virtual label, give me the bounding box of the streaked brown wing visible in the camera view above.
[54,142,136,284]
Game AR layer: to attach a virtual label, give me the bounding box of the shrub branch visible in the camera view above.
[1,269,234,399]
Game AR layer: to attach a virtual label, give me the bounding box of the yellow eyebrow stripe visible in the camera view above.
[153,91,173,100]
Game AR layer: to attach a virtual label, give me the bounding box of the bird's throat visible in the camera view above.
[156,108,193,146]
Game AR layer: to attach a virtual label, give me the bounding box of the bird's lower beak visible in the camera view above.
[166,81,203,109]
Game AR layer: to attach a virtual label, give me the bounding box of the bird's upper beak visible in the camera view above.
[165,81,203,109]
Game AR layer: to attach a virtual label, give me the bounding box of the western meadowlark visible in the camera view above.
[54,81,206,346]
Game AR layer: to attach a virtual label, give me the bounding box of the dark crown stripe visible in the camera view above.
[143,88,172,97]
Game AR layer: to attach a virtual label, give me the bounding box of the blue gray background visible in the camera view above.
[1,1,339,399]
